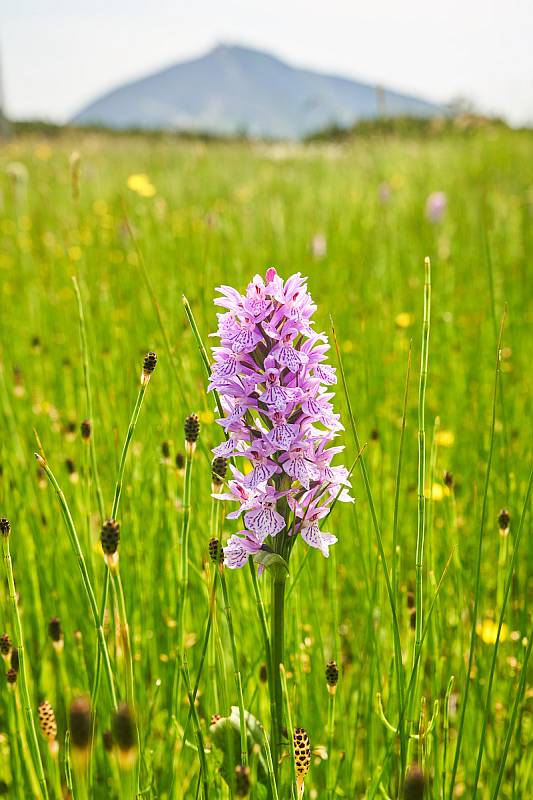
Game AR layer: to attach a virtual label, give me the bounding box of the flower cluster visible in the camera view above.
[208,269,353,569]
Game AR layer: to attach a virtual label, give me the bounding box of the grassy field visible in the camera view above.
[0,128,531,799]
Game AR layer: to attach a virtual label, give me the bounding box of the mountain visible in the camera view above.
[71,44,444,139]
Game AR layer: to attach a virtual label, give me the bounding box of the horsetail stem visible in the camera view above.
[2,519,49,799]
[35,453,118,710]
[407,257,431,750]
[448,310,506,798]
[218,564,248,767]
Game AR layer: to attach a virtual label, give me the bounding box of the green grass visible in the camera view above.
[0,128,531,798]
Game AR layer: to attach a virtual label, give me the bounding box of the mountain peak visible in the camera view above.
[72,44,443,138]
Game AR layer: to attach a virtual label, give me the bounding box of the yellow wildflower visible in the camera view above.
[436,430,455,447]
[476,619,508,645]
[395,312,414,329]
[127,173,156,198]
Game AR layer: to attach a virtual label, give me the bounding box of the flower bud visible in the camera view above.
[112,703,137,770]
[325,659,339,694]
[0,517,11,538]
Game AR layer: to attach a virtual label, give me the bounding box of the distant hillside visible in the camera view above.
[71,44,444,139]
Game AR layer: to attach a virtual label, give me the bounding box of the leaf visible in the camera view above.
[253,551,289,578]
[210,707,269,788]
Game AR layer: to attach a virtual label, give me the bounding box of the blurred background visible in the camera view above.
[2,0,533,137]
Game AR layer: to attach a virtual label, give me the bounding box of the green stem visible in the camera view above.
[271,574,287,783]
[448,310,506,798]
[326,690,337,800]
[331,318,405,758]
[174,446,195,717]
[471,465,533,797]
[219,568,248,767]
[2,536,49,799]
[72,276,105,520]
[36,454,118,710]
[407,257,431,748]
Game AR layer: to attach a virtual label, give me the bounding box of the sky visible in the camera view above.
[2,0,533,126]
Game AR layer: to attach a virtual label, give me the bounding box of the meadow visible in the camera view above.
[0,127,531,799]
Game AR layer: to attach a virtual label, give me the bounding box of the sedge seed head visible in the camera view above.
[80,419,91,440]
[293,727,311,777]
[0,517,11,537]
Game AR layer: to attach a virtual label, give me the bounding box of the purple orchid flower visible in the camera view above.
[209,269,353,568]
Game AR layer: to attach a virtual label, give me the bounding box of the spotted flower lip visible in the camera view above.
[209,269,353,568]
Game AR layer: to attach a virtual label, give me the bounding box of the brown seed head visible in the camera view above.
[10,647,19,673]
[175,452,185,471]
[81,419,92,441]
[0,518,11,537]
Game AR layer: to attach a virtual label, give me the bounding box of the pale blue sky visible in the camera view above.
[2,0,533,125]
